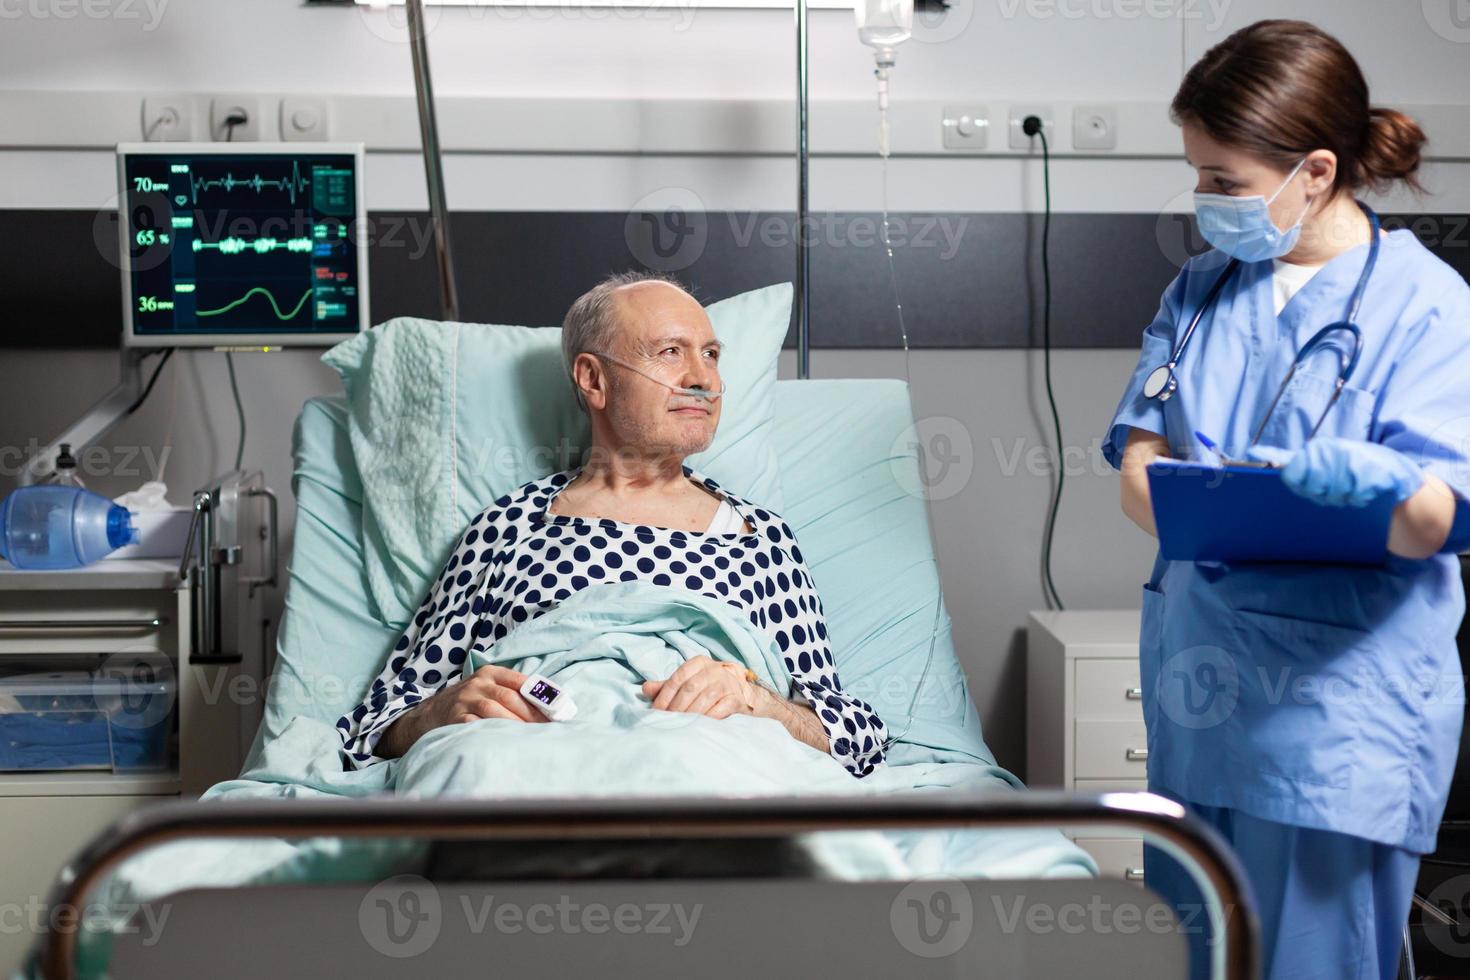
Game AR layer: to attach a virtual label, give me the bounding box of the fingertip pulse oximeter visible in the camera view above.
[520,673,577,722]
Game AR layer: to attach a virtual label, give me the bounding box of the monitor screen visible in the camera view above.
[117,143,368,348]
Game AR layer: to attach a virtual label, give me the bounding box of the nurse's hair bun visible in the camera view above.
[1173,19,1427,196]
[1361,107,1427,192]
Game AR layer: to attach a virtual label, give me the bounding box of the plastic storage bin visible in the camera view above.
[0,669,174,773]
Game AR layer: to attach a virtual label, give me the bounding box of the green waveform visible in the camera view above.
[192,237,313,255]
[196,287,313,322]
[190,162,311,205]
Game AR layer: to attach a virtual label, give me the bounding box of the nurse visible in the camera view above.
[1104,19,1470,980]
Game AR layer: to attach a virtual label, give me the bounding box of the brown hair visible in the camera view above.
[1171,19,1425,195]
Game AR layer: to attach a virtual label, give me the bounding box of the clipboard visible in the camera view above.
[1147,457,1396,564]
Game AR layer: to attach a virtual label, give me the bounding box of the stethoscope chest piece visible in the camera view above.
[1142,364,1177,401]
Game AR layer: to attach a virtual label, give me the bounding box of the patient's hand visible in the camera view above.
[644,657,833,757]
[641,656,754,720]
[377,664,548,759]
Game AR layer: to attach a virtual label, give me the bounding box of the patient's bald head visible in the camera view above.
[561,272,695,390]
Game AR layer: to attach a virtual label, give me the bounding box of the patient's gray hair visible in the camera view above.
[561,271,689,411]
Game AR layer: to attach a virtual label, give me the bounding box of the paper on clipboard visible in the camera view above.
[1146,457,1396,564]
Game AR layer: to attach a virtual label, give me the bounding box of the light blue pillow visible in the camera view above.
[322,282,792,629]
[769,379,992,767]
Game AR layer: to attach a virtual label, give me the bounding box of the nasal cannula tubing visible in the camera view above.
[594,352,727,402]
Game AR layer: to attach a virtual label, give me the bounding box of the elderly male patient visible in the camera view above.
[338,272,886,776]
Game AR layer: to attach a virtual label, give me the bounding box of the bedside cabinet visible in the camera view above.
[1027,610,1148,884]
[0,558,261,976]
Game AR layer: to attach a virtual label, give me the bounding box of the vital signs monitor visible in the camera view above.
[116,142,368,348]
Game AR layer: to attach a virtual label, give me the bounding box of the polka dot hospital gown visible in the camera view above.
[338,467,888,776]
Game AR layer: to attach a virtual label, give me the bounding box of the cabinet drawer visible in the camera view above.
[1073,778,1148,794]
[1075,837,1145,885]
[1074,659,1144,720]
[1074,719,1149,779]
[0,591,173,656]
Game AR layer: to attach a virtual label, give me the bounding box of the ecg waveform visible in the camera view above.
[196,286,314,322]
[192,237,314,255]
[190,161,313,205]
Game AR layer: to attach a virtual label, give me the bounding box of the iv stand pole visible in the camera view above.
[795,0,811,379]
[406,0,460,321]
[403,0,805,354]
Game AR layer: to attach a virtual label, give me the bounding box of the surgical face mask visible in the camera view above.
[594,352,726,403]
[1193,158,1311,263]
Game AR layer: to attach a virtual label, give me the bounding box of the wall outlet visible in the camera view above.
[942,104,990,152]
[1074,105,1118,151]
[281,97,330,141]
[142,95,194,142]
[210,95,264,141]
[1009,105,1054,150]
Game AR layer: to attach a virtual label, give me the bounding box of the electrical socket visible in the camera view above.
[281,96,330,141]
[1009,105,1054,150]
[210,95,264,141]
[142,95,194,142]
[1074,105,1118,151]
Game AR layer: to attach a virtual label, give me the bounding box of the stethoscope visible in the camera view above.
[1141,201,1381,449]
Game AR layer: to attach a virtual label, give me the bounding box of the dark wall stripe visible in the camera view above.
[5,209,1467,350]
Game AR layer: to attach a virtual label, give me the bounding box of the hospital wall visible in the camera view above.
[2,0,1468,776]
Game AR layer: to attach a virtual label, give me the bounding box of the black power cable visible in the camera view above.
[223,109,248,142]
[225,352,246,472]
[125,347,174,416]
[1023,115,1065,611]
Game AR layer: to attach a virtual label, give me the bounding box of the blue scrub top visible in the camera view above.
[1104,230,1470,853]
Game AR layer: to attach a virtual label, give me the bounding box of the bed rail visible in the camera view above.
[40,790,1258,980]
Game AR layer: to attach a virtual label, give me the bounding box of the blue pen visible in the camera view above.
[1194,431,1224,467]
[1195,430,1278,470]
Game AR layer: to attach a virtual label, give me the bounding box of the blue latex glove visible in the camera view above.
[1246,438,1424,508]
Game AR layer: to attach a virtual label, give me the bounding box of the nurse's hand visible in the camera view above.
[1247,438,1424,508]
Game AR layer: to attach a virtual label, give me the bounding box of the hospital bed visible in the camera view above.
[26,376,1259,979]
